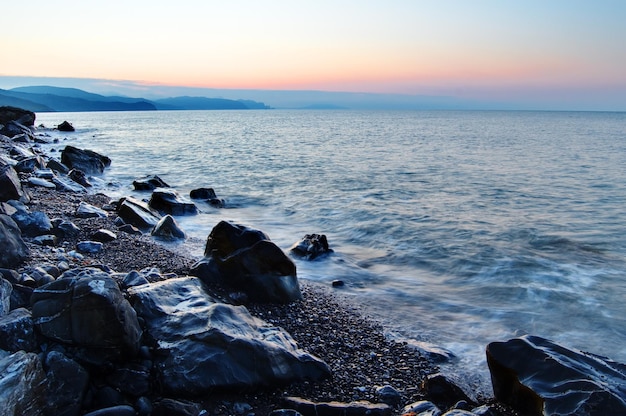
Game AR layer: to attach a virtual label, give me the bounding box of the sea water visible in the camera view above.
[36,109,626,393]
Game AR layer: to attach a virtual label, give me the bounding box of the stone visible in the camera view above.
[82,405,136,416]
[402,400,442,416]
[290,233,333,260]
[120,270,150,288]
[149,188,198,215]
[0,214,29,268]
[31,268,142,360]
[105,362,151,396]
[132,174,170,191]
[190,187,225,207]
[0,164,29,202]
[422,373,474,411]
[129,277,330,395]
[61,145,111,174]
[76,201,108,218]
[1,277,12,317]
[92,229,117,242]
[11,209,53,237]
[282,397,392,416]
[15,156,44,173]
[151,398,202,416]
[191,220,301,303]
[1,120,34,138]
[151,214,186,240]
[68,168,92,187]
[57,120,75,132]
[77,240,104,254]
[117,197,161,230]
[28,177,56,189]
[376,384,402,406]
[0,351,47,416]
[52,175,87,192]
[34,168,55,179]
[46,157,70,174]
[0,106,36,126]
[118,223,142,235]
[487,335,626,416]
[55,219,81,237]
[44,351,89,416]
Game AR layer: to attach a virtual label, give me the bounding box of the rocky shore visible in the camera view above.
[1,106,625,416]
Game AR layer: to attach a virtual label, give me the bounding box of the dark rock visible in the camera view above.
[10,283,33,310]
[1,277,11,316]
[26,266,56,286]
[282,397,392,416]
[52,175,87,192]
[105,362,151,397]
[376,384,402,406]
[43,351,89,416]
[77,241,104,254]
[151,398,202,416]
[46,157,70,174]
[135,397,152,416]
[92,229,117,243]
[117,197,161,230]
[61,145,111,175]
[118,223,142,235]
[189,187,217,200]
[11,209,52,237]
[82,405,136,416]
[54,219,81,237]
[487,335,626,416]
[0,164,29,203]
[0,351,47,416]
[151,214,185,240]
[35,168,55,179]
[0,214,29,268]
[191,220,301,303]
[120,270,150,288]
[132,174,170,191]
[270,410,304,416]
[28,177,56,189]
[290,234,333,260]
[68,168,92,187]
[89,386,128,411]
[402,400,442,415]
[15,156,44,173]
[331,280,345,288]
[31,268,142,360]
[1,120,34,138]
[149,188,198,215]
[129,277,330,395]
[0,106,36,126]
[422,373,474,411]
[57,120,75,132]
[9,143,35,159]
[0,268,20,285]
[11,132,31,143]
[76,201,108,218]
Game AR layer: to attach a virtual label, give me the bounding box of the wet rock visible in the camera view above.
[34,168,55,179]
[487,335,626,416]
[11,209,52,237]
[120,270,150,288]
[189,187,225,207]
[105,362,151,397]
[422,373,474,411]
[15,156,44,173]
[92,229,117,242]
[28,177,56,189]
[117,197,161,230]
[331,280,345,288]
[52,175,87,192]
[76,201,108,218]
[0,351,47,416]
[1,120,34,138]
[0,214,29,268]
[31,268,142,360]
[130,277,330,395]
[376,384,402,406]
[402,400,442,416]
[151,398,202,416]
[83,405,136,416]
[77,240,103,254]
[46,157,69,174]
[282,397,392,416]
[0,164,29,203]
[1,277,11,316]
[43,351,89,416]
[191,220,301,303]
[54,219,81,237]
[0,106,36,126]
[149,188,198,215]
[69,168,92,187]
[61,145,111,174]
[151,214,186,240]
[57,120,75,132]
[290,233,333,260]
[132,174,170,191]
[118,223,142,235]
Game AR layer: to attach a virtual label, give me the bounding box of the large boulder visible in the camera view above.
[149,188,198,215]
[57,121,75,132]
[11,209,52,237]
[31,268,142,361]
[0,106,36,126]
[487,335,626,416]
[0,351,47,416]
[116,196,161,230]
[60,145,111,175]
[43,351,90,416]
[129,277,330,395]
[0,164,29,203]
[191,221,301,303]
[0,307,37,352]
[0,214,29,268]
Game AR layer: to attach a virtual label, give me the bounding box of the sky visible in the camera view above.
[2,0,626,110]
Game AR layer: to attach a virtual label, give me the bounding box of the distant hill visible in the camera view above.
[0,85,270,112]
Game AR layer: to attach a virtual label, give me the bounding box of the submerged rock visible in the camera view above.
[487,335,626,416]
[57,120,75,132]
[132,174,170,191]
[290,233,333,260]
[116,196,161,230]
[149,188,198,215]
[151,214,186,240]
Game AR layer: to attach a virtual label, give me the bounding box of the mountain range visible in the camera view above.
[0,86,270,112]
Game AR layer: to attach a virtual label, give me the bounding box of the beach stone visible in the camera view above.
[0,307,37,352]
[149,188,198,215]
[376,384,402,406]
[130,276,330,395]
[118,223,142,235]
[9,143,35,159]
[52,175,87,192]
[57,120,75,132]
[15,156,44,173]
[92,229,117,242]
[290,233,333,260]
[83,405,136,416]
[11,209,52,237]
[190,187,225,207]
[0,164,29,202]
[77,240,104,254]
[486,335,626,416]
[191,220,301,303]
[0,214,29,268]
[1,277,11,316]
[28,177,56,189]
[105,362,151,396]
[0,351,47,416]
[1,120,34,138]
[54,219,81,237]
[61,145,111,174]
[117,196,161,230]
[422,373,474,411]
[46,157,70,174]
[68,168,92,187]
[43,351,89,416]
[35,168,55,179]
[0,106,36,126]
[151,214,186,240]
[31,268,142,359]
[282,397,392,416]
[402,400,442,416]
[132,174,170,191]
[151,398,202,416]
[76,201,108,218]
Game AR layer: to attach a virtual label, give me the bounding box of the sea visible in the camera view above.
[35,109,626,394]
